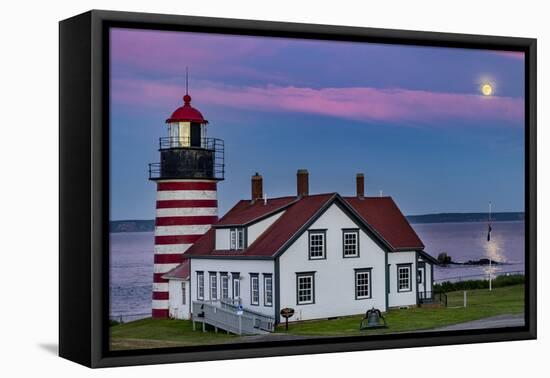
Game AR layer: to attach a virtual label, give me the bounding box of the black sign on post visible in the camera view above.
[280,308,295,331]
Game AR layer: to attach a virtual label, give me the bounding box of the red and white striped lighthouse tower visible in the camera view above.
[149,90,224,318]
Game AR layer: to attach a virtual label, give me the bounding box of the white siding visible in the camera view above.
[247,211,285,246]
[190,258,275,317]
[388,251,418,307]
[215,228,230,250]
[278,203,387,322]
[168,279,191,319]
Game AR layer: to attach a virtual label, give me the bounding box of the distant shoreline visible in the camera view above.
[406,212,524,224]
[109,212,525,233]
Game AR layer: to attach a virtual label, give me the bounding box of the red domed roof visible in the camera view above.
[165,94,208,124]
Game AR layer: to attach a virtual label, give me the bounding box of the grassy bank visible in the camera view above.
[110,284,524,350]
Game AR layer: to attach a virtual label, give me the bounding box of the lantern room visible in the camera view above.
[149,92,225,182]
[165,94,208,148]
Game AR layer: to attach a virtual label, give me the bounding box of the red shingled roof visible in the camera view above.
[215,196,297,226]
[183,193,424,259]
[184,193,334,257]
[246,193,335,256]
[344,197,424,250]
[162,258,190,280]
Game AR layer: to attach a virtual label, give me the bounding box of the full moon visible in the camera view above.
[481,83,493,96]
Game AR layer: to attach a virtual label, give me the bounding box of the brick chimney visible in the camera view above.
[251,172,263,203]
[297,169,309,197]
[356,173,365,199]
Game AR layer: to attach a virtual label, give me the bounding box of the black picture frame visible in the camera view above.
[59,9,537,368]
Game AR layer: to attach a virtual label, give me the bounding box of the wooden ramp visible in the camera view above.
[192,300,275,335]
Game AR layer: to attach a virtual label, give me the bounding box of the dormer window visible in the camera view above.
[230,228,245,250]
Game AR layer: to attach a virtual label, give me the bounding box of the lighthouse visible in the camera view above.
[148,91,224,319]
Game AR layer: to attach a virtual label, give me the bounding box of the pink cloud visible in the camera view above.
[112,79,524,125]
[110,28,290,82]
[490,51,525,60]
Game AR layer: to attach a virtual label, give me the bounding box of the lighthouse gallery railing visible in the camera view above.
[148,137,225,180]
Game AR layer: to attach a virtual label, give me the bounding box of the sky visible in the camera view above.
[109,28,525,220]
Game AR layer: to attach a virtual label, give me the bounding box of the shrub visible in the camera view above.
[437,252,452,265]
[110,319,122,326]
[434,274,524,293]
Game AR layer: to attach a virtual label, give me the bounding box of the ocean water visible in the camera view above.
[411,221,525,281]
[110,232,154,318]
[109,221,525,318]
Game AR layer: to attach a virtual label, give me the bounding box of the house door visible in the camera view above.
[417,266,426,297]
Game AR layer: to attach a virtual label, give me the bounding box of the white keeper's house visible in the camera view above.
[149,91,436,332]
[163,169,437,325]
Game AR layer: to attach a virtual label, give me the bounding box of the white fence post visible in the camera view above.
[463,290,467,308]
[238,314,242,335]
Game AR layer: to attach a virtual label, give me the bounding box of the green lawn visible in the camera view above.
[110,284,524,350]
[110,318,236,350]
[279,284,524,336]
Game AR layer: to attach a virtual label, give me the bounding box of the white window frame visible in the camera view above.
[397,265,412,292]
[355,269,372,299]
[197,272,204,300]
[221,274,229,300]
[233,276,240,299]
[296,272,315,305]
[250,274,260,306]
[168,122,179,147]
[264,274,273,307]
[230,229,237,250]
[209,272,217,300]
[308,231,326,260]
[230,228,245,250]
[343,229,359,257]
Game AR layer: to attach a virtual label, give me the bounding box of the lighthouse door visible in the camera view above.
[190,123,201,147]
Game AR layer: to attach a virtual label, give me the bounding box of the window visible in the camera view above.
[210,272,217,300]
[264,274,273,307]
[168,122,191,147]
[230,229,236,249]
[309,231,326,260]
[197,272,204,300]
[250,274,260,305]
[230,228,245,250]
[397,265,412,292]
[343,229,359,257]
[355,269,372,299]
[296,272,315,305]
[238,229,245,249]
[221,274,229,300]
[181,282,186,305]
[232,273,240,299]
